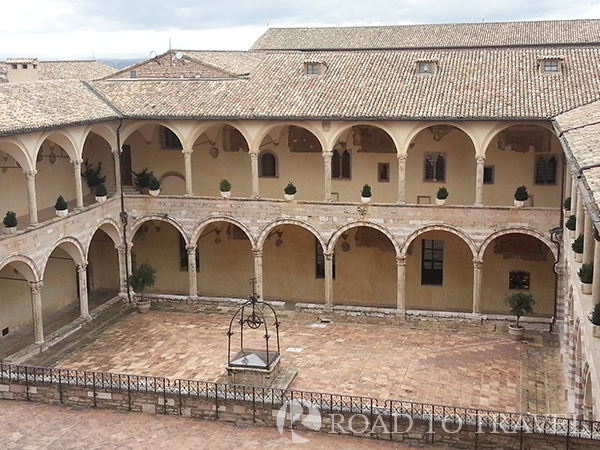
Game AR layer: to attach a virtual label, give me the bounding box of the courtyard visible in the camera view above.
[21,302,566,415]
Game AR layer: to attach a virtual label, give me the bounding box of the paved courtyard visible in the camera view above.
[31,305,566,415]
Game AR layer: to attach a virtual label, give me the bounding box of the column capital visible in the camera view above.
[186,245,197,254]
[397,153,408,163]
[250,151,259,159]
[323,251,334,260]
[396,255,407,266]
[475,155,486,164]
[25,169,38,179]
[115,245,127,254]
[70,158,83,165]
[29,280,44,293]
[76,262,88,272]
[322,151,333,159]
[473,259,483,270]
[182,148,193,156]
[252,248,263,258]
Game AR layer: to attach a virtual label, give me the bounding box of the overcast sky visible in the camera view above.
[3,0,600,60]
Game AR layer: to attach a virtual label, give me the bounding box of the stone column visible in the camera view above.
[323,151,333,202]
[252,249,263,299]
[475,156,485,207]
[182,149,194,196]
[250,152,260,198]
[576,191,584,238]
[584,211,595,264]
[564,168,572,203]
[570,180,578,217]
[112,147,122,195]
[324,251,334,306]
[76,263,90,320]
[29,281,44,344]
[472,259,483,314]
[397,154,408,205]
[592,239,600,306]
[25,170,39,226]
[72,158,84,209]
[396,255,406,311]
[186,245,198,298]
[116,245,128,297]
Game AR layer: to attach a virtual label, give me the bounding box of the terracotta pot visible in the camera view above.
[582,282,593,295]
[593,324,600,338]
[136,300,151,314]
[514,200,524,207]
[361,196,371,203]
[95,195,106,203]
[2,226,16,235]
[574,252,583,263]
[436,198,446,206]
[284,193,295,201]
[55,209,68,217]
[149,189,160,197]
[221,191,231,198]
[507,324,525,341]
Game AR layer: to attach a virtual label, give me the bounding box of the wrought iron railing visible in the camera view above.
[1,363,599,441]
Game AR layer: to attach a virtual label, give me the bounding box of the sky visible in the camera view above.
[3,0,600,60]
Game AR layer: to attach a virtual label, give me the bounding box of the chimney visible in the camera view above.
[6,58,39,83]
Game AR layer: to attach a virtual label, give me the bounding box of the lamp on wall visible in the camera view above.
[266,228,284,246]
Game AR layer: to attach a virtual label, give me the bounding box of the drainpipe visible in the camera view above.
[116,119,131,303]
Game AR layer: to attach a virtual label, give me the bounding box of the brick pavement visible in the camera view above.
[2,400,448,449]
[42,307,566,414]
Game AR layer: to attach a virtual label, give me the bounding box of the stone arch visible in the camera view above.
[120,120,184,148]
[85,218,123,258]
[478,228,557,261]
[0,138,34,171]
[255,122,327,154]
[328,221,400,255]
[188,121,253,152]
[192,216,255,246]
[36,130,78,162]
[257,218,325,250]
[402,224,476,259]
[129,215,189,246]
[159,171,185,183]
[480,122,558,155]
[330,121,400,155]
[82,122,118,149]
[402,122,478,155]
[0,254,40,282]
[41,237,85,275]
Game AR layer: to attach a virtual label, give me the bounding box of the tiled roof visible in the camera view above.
[88,46,600,121]
[0,80,118,136]
[182,51,267,76]
[251,20,600,50]
[38,60,116,81]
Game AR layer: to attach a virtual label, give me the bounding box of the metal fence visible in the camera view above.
[1,362,599,441]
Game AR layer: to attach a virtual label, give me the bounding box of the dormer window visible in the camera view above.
[540,58,563,74]
[304,61,326,76]
[417,61,437,75]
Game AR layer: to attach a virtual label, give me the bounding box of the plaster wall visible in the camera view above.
[88,232,119,291]
[0,156,28,218]
[0,266,31,335]
[35,148,76,210]
[42,248,78,314]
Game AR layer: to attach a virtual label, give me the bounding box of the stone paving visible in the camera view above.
[1,400,446,450]
[41,306,566,415]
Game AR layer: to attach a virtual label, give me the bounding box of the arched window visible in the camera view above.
[424,153,446,181]
[331,149,351,180]
[534,155,558,185]
[260,152,277,177]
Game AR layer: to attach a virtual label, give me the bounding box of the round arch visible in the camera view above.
[478,228,558,261]
[0,138,34,171]
[36,131,78,162]
[82,123,118,149]
[254,121,327,154]
[257,219,325,250]
[402,122,479,155]
[0,254,41,282]
[328,221,400,255]
[192,216,255,246]
[187,121,253,152]
[41,237,86,275]
[129,215,189,246]
[402,224,477,259]
[480,122,558,155]
[329,121,400,155]
[85,218,123,258]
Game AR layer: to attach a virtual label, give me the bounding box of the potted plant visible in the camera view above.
[81,159,106,192]
[572,234,584,262]
[360,184,372,203]
[589,303,600,338]
[55,195,68,217]
[565,215,577,238]
[3,211,17,235]
[148,176,161,197]
[505,292,535,341]
[514,185,528,207]
[563,197,571,211]
[219,179,232,198]
[436,187,449,206]
[94,183,107,203]
[284,181,297,201]
[127,263,157,313]
[132,168,154,194]
[579,262,594,294]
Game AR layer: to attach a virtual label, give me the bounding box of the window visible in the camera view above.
[534,155,557,185]
[163,127,182,149]
[378,163,390,182]
[11,64,17,69]
[22,64,27,69]
[417,61,437,75]
[315,239,335,279]
[260,152,277,177]
[130,70,137,78]
[306,64,320,75]
[424,153,445,182]
[179,236,199,271]
[332,149,351,180]
[483,166,495,184]
[421,239,443,285]
[509,270,530,290]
